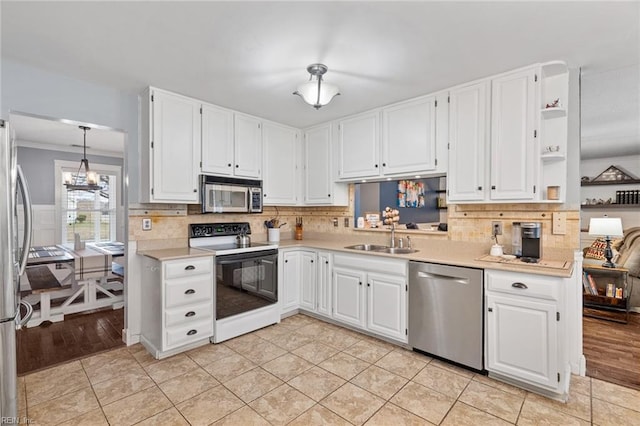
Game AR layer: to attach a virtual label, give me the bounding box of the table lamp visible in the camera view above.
[588,217,623,268]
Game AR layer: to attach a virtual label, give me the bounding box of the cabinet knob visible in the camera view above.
[477,186,483,190]
[359,281,362,286]
[185,311,196,317]
[488,307,493,312]
[367,282,370,287]
[328,194,331,197]
[311,259,314,263]
[185,265,195,270]
[264,193,267,197]
[235,164,239,168]
[325,261,329,265]
[382,163,386,167]
[285,260,288,263]
[374,164,378,168]
[228,163,232,167]
[185,289,196,295]
[512,282,528,289]
[193,189,197,192]
[187,329,198,336]
[491,185,496,190]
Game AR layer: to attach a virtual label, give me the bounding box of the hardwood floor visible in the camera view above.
[16,307,124,375]
[583,310,640,390]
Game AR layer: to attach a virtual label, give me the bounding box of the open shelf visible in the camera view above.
[541,107,566,119]
[541,152,565,162]
[581,204,639,209]
[581,179,640,186]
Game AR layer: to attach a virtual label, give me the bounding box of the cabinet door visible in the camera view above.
[490,68,538,200]
[151,90,200,202]
[234,113,262,179]
[366,273,407,342]
[263,122,299,205]
[448,81,489,202]
[332,267,366,328]
[382,96,436,175]
[304,124,333,204]
[201,103,234,176]
[338,112,380,179]
[486,294,559,390]
[282,251,300,312]
[299,251,317,311]
[317,252,332,317]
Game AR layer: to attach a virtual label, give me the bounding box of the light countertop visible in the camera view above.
[136,238,575,278]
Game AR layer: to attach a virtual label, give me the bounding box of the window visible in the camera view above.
[55,160,121,244]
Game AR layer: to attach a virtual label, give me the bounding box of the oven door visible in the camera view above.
[203,184,248,213]
[215,249,278,320]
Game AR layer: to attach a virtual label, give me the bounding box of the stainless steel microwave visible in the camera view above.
[201,176,263,213]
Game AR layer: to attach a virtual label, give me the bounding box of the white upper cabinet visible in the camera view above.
[382,96,437,175]
[490,67,538,200]
[303,123,348,205]
[448,81,490,202]
[234,113,262,179]
[141,87,200,203]
[447,64,554,204]
[338,111,380,179]
[262,121,299,205]
[201,103,234,176]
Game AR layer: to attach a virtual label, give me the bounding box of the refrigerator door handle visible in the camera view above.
[16,165,33,277]
[16,300,33,330]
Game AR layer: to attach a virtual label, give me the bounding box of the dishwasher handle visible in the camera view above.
[416,271,469,284]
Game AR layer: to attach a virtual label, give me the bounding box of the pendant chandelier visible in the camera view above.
[293,63,340,109]
[64,125,100,191]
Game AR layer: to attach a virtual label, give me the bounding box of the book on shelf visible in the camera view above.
[582,271,593,294]
[586,272,599,295]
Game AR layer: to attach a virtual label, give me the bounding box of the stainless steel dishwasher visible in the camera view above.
[408,262,484,371]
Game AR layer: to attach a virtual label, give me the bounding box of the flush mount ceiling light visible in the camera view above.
[293,63,340,109]
[64,125,100,191]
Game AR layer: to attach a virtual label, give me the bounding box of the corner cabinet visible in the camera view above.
[303,124,349,206]
[140,255,215,359]
[140,87,201,203]
[485,269,568,394]
[262,121,300,205]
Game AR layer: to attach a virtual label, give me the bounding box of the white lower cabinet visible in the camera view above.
[333,253,408,342]
[140,255,214,359]
[485,269,566,394]
[316,251,333,317]
[281,250,301,314]
[299,251,317,311]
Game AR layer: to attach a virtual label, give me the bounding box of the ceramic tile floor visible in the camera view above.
[17,313,640,425]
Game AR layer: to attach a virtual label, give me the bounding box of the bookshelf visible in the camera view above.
[583,265,631,323]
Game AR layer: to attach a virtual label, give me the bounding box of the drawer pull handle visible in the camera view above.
[185,265,196,270]
[185,289,196,295]
[512,282,528,289]
[187,329,197,336]
[185,311,196,317]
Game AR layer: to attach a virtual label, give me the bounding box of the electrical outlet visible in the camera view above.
[344,218,349,227]
[492,221,502,236]
[142,218,152,231]
[332,218,339,227]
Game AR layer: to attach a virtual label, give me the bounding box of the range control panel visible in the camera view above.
[190,222,251,238]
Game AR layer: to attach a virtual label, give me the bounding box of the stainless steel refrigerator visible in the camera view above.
[0,119,33,421]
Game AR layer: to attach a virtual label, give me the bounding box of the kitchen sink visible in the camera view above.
[344,244,419,255]
[344,244,390,251]
[382,247,419,254]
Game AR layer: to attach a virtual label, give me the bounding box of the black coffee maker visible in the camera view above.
[521,222,542,263]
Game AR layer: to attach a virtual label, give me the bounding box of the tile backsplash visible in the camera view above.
[129,185,580,251]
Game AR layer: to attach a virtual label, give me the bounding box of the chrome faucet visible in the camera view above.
[390,223,396,248]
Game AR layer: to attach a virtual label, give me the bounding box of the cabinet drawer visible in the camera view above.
[165,276,213,308]
[165,320,213,349]
[165,257,212,279]
[165,302,213,327]
[486,270,560,301]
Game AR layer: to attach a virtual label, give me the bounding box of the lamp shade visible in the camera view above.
[295,81,340,109]
[588,217,623,237]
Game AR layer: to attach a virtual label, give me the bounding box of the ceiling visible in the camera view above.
[10,112,125,156]
[1,1,639,155]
